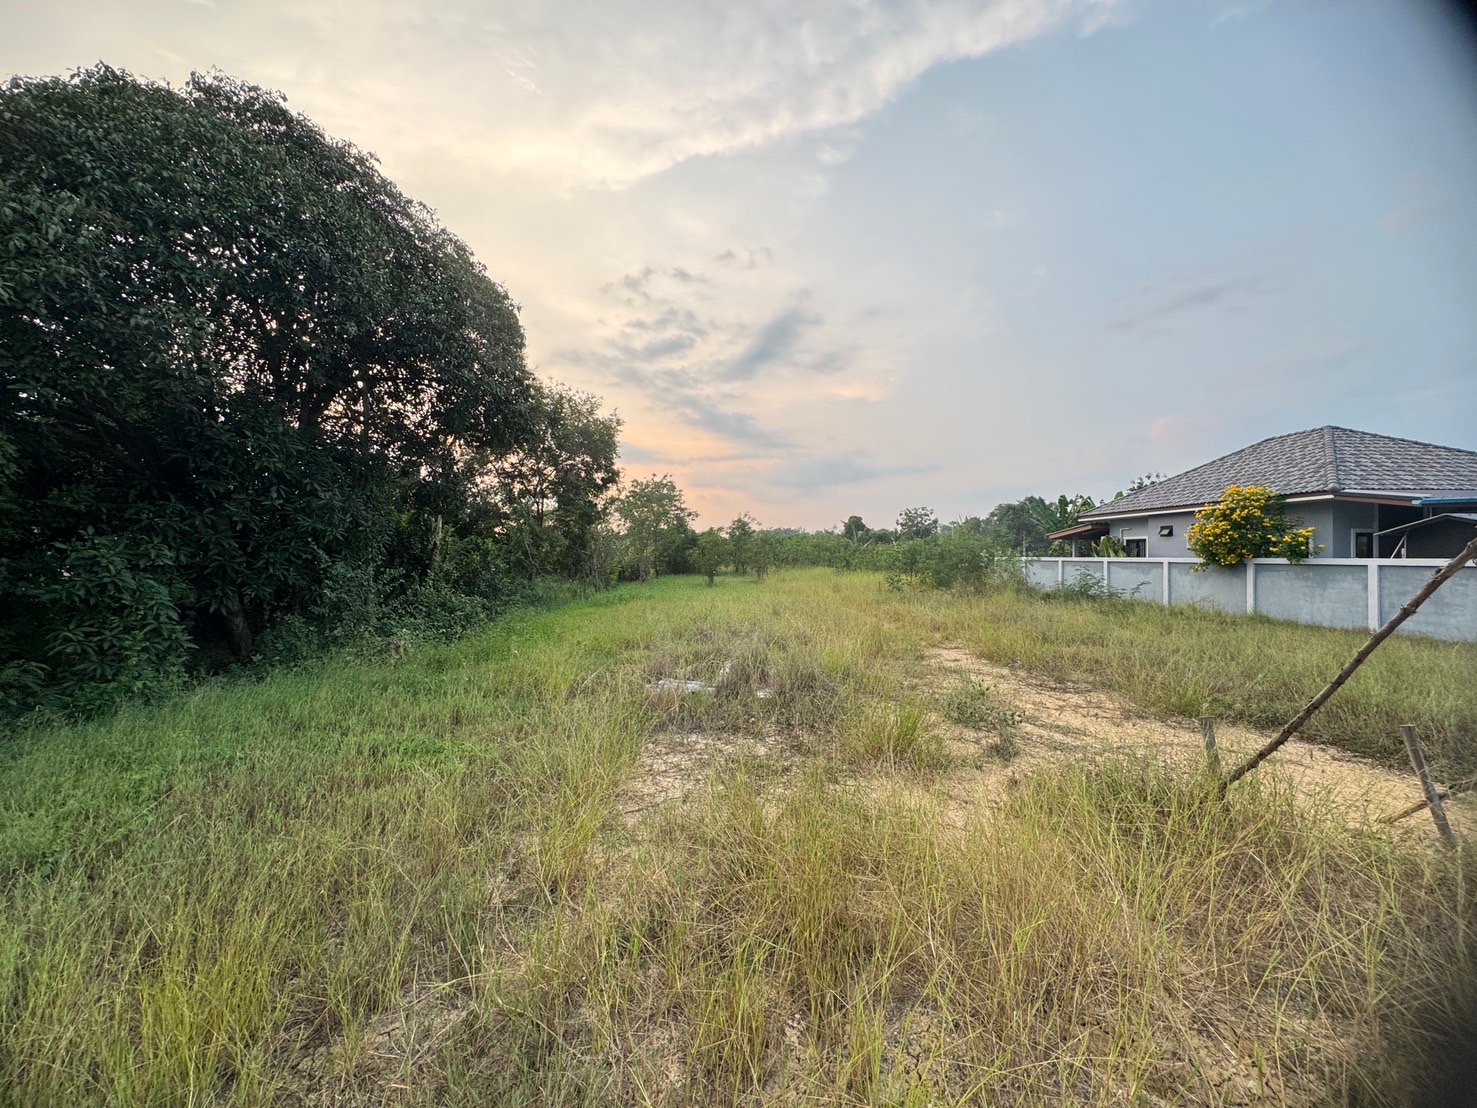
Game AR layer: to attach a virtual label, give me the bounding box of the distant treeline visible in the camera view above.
[630,498,1116,593]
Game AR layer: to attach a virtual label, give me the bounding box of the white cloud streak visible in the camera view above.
[217,0,1124,188]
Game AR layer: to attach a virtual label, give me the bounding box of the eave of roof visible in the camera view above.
[1375,513,1477,536]
[1045,522,1108,541]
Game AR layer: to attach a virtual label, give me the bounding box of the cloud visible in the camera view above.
[1106,270,1270,334]
[1211,0,1278,27]
[676,398,792,450]
[765,451,935,491]
[203,0,1126,189]
[713,246,774,269]
[619,333,699,361]
[616,442,664,465]
[601,267,658,302]
[580,259,868,456]
[722,302,822,380]
[622,308,709,336]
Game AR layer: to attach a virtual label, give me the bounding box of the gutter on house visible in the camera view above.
[1081,490,1425,523]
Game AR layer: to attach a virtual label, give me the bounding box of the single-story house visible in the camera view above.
[1048,426,1477,559]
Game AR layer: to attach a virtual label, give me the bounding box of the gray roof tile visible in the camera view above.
[1081,427,1477,519]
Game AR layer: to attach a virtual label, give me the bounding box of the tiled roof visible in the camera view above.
[1081,427,1477,519]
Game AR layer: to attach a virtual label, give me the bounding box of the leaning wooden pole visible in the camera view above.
[1221,536,1477,794]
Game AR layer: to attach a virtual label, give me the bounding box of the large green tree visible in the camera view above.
[1025,494,1097,537]
[727,513,757,575]
[1,67,543,706]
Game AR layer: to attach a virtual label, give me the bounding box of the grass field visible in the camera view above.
[2,570,1475,1106]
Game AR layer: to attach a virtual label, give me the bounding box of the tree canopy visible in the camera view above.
[895,507,939,541]
[0,67,618,712]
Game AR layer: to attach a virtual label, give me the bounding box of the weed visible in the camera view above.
[941,674,1023,732]
[987,731,1021,763]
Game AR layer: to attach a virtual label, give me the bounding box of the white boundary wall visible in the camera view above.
[1023,557,1477,643]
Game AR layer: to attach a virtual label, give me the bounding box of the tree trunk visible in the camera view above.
[221,590,254,661]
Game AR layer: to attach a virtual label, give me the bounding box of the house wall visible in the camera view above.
[1022,556,1477,642]
[1092,500,1379,560]
[1101,511,1199,559]
[1292,501,1337,559]
[1321,500,1378,558]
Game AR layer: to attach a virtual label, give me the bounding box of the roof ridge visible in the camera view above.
[1323,426,1341,491]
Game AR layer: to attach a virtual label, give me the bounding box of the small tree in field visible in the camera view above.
[692,528,727,586]
[1187,485,1317,567]
[751,531,776,581]
[615,475,695,580]
[728,514,757,575]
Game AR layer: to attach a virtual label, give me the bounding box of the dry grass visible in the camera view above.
[0,569,1474,1106]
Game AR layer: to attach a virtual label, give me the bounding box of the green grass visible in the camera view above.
[0,570,1473,1105]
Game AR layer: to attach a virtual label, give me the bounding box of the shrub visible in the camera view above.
[941,675,1023,732]
[881,531,1025,593]
[1186,485,1318,567]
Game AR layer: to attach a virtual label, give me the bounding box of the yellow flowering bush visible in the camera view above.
[1186,485,1318,567]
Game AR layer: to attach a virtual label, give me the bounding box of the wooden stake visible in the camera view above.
[1199,716,1220,775]
[1399,724,1455,846]
[1221,536,1477,794]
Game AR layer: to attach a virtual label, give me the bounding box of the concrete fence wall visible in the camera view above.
[1023,557,1477,643]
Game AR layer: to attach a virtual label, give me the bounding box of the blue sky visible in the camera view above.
[5,0,1476,528]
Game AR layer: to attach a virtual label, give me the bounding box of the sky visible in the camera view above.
[6,0,1477,529]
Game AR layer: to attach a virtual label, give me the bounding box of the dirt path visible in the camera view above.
[925,644,1471,839]
[621,643,1470,844]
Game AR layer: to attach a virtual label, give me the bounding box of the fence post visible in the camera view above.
[1058,558,1064,585]
[1366,561,1379,631]
[1400,724,1455,847]
[1162,560,1171,606]
[1199,716,1220,775]
[1245,560,1256,615]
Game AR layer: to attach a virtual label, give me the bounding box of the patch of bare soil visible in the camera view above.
[924,644,1472,839]
[621,728,795,825]
[275,984,474,1106]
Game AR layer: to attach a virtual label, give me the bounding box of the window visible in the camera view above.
[1124,538,1147,558]
[1353,531,1374,559]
